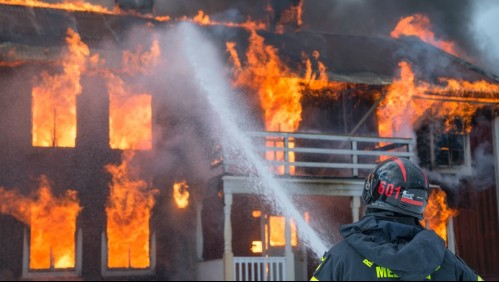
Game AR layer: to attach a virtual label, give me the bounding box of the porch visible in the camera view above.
[217,131,415,281]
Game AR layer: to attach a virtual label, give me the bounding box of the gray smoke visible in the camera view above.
[470,1,499,75]
[424,141,496,208]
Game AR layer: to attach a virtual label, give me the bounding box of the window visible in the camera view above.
[418,117,471,174]
[22,228,82,279]
[434,132,466,167]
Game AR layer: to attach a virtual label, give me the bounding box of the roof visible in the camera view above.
[1,3,498,88]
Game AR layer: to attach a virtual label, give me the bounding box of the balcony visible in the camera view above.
[217,131,416,281]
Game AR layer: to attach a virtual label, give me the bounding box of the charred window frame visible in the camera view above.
[418,117,471,173]
[434,131,466,167]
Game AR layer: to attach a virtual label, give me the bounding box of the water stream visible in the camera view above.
[178,22,329,258]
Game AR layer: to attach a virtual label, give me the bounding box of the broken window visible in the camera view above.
[417,117,471,172]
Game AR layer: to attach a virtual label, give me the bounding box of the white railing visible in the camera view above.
[223,131,415,177]
[233,257,286,281]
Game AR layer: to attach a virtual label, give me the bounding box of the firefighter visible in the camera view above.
[310,157,483,281]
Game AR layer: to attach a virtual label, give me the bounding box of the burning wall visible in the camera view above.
[0,176,81,269]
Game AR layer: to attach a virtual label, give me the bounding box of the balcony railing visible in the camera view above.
[233,256,286,281]
[223,131,415,178]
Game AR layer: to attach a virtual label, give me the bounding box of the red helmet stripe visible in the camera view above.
[401,197,424,206]
[393,158,407,183]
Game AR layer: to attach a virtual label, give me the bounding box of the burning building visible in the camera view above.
[0,0,498,281]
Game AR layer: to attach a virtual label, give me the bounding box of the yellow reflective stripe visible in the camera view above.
[426,265,441,280]
[478,275,484,281]
[363,258,374,268]
[310,276,319,281]
[314,255,327,271]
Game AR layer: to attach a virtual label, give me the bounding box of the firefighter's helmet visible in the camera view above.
[362,157,429,219]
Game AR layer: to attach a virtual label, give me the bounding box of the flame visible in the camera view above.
[0,0,176,22]
[154,15,171,22]
[173,180,189,209]
[105,150,157,269]
[0,0,113,14]
[269,216,297,247]
[32,28,89,147]
[121,39,161,76]
[273,0,304,34]
[391,14,459,57]
[377,61,499,140]
[193,10,211,25]
[228,31,345,174]
[181,10,267,31]
[105,40,159,150]
[251,241,263,253]
[227,30,301,174]
[422,189,458,243]
[0,176,81,269]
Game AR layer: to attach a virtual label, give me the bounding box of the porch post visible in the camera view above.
[285,216,295,281]
[351,196,361,222]
[492,117,499,224]
[223,193,234,281]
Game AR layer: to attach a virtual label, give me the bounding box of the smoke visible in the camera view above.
[472,143,496,186]
[425,141,496,208]
[470,1,499,75]
[301,0,496,76]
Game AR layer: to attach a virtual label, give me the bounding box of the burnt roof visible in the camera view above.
[257,30,499,85]
[1,3,498,87]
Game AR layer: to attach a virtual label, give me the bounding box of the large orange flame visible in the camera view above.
[32,28,89,147]
[105,150,157,269]
[106,72,152,150]
[0,0,113,14]
[377,61,499,139]
[0,176,81,269]
[106,39,159,150]
[391,14,459,57]
[173,180,189,209]
[228,30,302,174]
[227,30,346,174]
[423,188,458,243]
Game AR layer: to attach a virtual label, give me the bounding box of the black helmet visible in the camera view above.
[362,157,429,219]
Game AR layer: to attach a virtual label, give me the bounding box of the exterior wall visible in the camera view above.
[453,108,499,280]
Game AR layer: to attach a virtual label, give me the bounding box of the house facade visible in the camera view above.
[0,2,498,281]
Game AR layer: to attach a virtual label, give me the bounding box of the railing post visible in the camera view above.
[352,140,358,177]
[284,135,290,175]
[408,141,414,162]
[223,193,234,281]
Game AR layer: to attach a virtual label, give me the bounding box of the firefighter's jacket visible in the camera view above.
[311,214,483,281]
